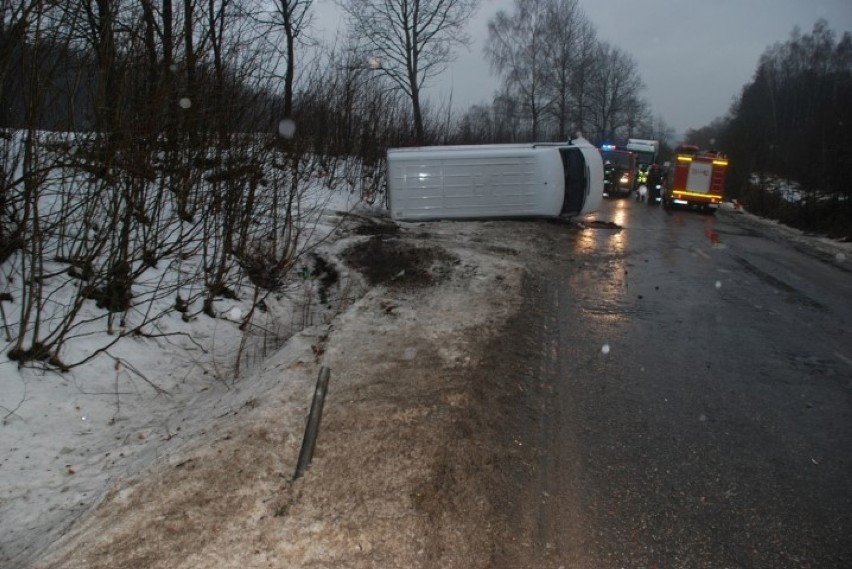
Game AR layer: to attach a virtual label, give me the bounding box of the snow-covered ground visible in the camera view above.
[749,173,804,203]
[0,163,374,566]
[720,200,851,263]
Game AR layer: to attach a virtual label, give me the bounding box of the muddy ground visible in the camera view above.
[32,217,572,569]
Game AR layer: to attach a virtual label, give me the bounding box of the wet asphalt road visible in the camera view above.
[510,198,852,568]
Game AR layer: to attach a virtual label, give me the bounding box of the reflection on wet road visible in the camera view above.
[518,196,852,568]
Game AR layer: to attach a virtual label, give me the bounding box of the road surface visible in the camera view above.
[494,198,852,568]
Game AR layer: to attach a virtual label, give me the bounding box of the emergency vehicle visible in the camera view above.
[626,138,660,168]
[626,138,660,189]
[600,144,636,198]
[663,144,729,213]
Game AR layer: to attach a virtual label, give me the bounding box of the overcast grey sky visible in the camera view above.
[314,0,852,136]
[435,0,852,135]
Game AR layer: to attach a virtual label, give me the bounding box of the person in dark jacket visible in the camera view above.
[646,164,664,204]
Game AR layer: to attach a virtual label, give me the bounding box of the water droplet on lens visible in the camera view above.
[179,97,192,109]
[601,344,610,355]
[715,280,722,289]
[836,252,846,263]
[278,119,296,139]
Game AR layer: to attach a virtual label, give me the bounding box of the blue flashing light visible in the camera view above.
[601,144,616,151]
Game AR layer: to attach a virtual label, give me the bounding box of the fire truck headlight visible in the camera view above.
[620,175,629,184]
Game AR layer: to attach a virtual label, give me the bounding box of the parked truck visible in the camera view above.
[626,138,660,189]
[626,138,660,168]
[663,144,729,213]
[386,137,603,221]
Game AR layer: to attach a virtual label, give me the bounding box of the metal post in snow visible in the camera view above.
[293,366,331,480]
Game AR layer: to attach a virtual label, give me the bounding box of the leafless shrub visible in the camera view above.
[0,0,447,377]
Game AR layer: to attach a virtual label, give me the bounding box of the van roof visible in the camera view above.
[388,141,576,153]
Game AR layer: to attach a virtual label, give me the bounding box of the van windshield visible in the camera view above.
[559,147,586,215]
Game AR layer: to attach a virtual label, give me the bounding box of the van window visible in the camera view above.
[559,147,586,215]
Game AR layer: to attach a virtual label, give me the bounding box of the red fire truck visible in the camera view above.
[663,145,729,213]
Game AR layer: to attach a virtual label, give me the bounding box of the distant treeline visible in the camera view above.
[685,21,852,240]
[0,38,279,134]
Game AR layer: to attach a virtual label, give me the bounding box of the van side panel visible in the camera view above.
[388,148,564,220]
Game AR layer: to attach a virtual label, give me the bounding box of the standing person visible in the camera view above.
[646,164,664,204]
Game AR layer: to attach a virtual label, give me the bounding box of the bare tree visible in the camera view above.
[485,0,550,140]
[539,0,587,140]
[265,0,313,119]
[1,1,41,127]
[484,0,599,142]
[483,0,650,144]
[566,17,596,138]
[337,0,478,144]
[138,0,175,122]
[490,87,524,142]
[587,41,645,141]
[1,1,41,280]
[452,103,496,144]
[79,0,122,132]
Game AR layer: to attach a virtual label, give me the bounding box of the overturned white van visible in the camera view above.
[386,137,603,221]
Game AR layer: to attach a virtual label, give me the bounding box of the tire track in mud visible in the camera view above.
[481,222,594,569]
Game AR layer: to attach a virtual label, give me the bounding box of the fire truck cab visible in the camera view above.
[600,145,637,198]
[663,145,728,213]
